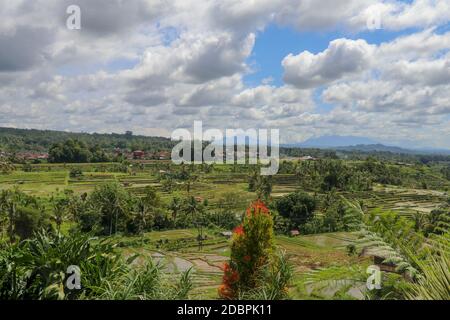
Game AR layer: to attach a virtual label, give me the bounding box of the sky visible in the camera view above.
[0,0,450,148]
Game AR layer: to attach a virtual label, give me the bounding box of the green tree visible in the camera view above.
[79,183,133,236]
[50,197,69,234]
[0,189,48,242]
[49,139,92,163]
[132,187,163,233]
[169,197,182,222]
[275,191,317,226]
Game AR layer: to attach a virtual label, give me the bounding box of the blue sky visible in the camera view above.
[244,24,418,87]
[241,23,416,118]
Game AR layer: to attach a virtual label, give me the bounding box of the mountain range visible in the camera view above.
[284,135,450,155]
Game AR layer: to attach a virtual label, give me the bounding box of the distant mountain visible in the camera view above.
[411,147,450,155]
[287,135,379,148]
[335,144,419,154]
[283,135,450,156]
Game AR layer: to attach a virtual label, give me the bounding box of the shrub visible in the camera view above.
[238,250,293,300]
[276,191,317,226]
[0,230,193,300]
[0,189,49,241]
[13,206,50,240]
[22,163,33,172]
[219,200,283,299]
[69,168,83,178]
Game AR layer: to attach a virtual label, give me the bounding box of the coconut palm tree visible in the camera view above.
[169,197,182,222]
[51,197,68,234]
[183,196,205,243]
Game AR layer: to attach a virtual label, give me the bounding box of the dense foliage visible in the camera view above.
[275,192,317,225]
[0,127,175,154]
[0,231,192,300]
[49,140,109,163]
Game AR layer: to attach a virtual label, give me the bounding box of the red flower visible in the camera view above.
[243,255,251,262]
[246,199,270,217]
[233,225,244,235]
[218,284,233,299]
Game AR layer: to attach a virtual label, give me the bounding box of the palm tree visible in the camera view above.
[135,200,151,235]
[135,187,161,234]
[257,176,273,200]
[51,198,68,234]
[184,196,199,221]
[185,174,198,195]
[183,196,204,243]
[169,197,182,222]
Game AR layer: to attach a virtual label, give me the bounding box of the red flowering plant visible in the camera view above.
[219,199,275,299]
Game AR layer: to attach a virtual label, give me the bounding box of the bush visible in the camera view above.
[0,189,49,241]
[69,168,83,178]
[275,191,317,226]
[239,250,293,300]
[22,163,33,172]
[219,200,292,300]
[0,230,193,300]
[13,206,50,240]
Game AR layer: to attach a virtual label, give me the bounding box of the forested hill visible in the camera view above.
[0,127,175,153]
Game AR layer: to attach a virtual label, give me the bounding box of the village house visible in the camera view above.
[132,150,145,160]
[290,230,300,237]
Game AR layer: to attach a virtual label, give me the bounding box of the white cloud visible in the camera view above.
[124,32,255,86]
[282,39,374,88]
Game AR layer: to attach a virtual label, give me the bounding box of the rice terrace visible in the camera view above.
[1,0,450,306]
[0,127,449,300]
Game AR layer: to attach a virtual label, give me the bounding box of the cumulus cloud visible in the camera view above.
[0,26,54,72]
[378,0,450,30]
[275,0,378,31]
[124,32,254,86]
[384,57,450,86]
[282,39,374,88]
[56,0,167,36]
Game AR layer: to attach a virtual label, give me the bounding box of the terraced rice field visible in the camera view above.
[0,171,68,195]
[1,162,447,299]
[363,185,446,218]
[113,229,367,299]
[2,165,446,221]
